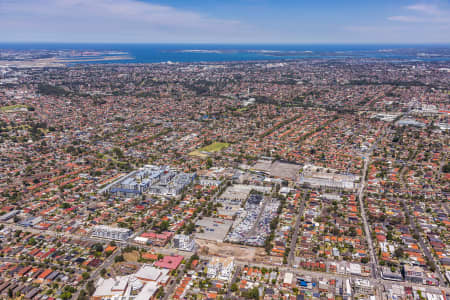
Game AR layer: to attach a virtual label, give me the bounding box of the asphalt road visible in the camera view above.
[398,154,447,286]
[287,191,306,267]
[74,247,122,299]
[405,203,446,285]
[163,264,185,300]
[230,258,450,295]
[226,265,241,299]
[358,139,380,279]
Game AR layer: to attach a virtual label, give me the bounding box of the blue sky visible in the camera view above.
[1,0,449,43]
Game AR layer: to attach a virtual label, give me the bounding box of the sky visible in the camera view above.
[0,0,449,44]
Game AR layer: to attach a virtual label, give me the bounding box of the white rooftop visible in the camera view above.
[93,275,130,298]
[135,282,159,300]
[134,264,169,282]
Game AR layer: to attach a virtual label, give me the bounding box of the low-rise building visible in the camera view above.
[381,266,403,281]
[404,265,424,284]
[93,265,168,300]
[353,278,374,295]
[91,225,132,241]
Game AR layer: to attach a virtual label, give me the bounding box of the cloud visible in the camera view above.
[388,16,425,23]
[388,2,449,24]
[344,3,450,44]
[0,0,255,42]
[406,4,440,15]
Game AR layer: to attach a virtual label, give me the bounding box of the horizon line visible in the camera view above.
[1,42,450,46]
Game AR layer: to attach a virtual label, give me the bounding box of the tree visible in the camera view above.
[184,222,195,235]
[158,220,169,233]
[156,287,165,299]
[386,231,393,241]
[243,287,259,299]
[61,202,71,209]
[231,283,238,292]
[114,254,125,263]
[270,217,278,231]
[348,227,357,237]
[264,235,272,254]
[394,248,404,259]
[27,237,37,246]
[91,243,103,253]
[86,280,95,295]
[61,292,72,300]
[443,163,450,173]
[64,286,77,293]
[112,147,124,159]
[206,158,213,169]
[77,290,88,300]
[82,272,90,280]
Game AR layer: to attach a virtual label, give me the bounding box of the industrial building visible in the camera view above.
[298,164,359,191]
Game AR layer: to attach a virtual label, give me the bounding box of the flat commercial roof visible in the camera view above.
[154,255,183,270]
[134,265,168,282]
[195,217,233,242]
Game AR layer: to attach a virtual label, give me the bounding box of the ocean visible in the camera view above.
[1,43,450,64]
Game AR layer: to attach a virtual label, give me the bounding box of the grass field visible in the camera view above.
[189,142,230,158]
[199,142,230,152]
[0,104,28,112]
[123,250,140,262]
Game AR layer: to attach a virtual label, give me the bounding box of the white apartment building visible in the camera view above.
[207,256,234,282]
[91,225,132,241]
[173,234,196,252]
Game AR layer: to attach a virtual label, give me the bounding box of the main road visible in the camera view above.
[224,256,450,295]
[398,158,447,286]
[0,222,193,258]
[73,246,122,299]
[358,139,381,279]
[3,221,450,299]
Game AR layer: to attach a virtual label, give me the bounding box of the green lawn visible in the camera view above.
[189,142,230,158]
[198,142,230,152]
[0,104,28,112]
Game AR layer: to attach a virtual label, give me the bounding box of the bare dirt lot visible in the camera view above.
[123,250,140,262]
[196,239,269,263]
